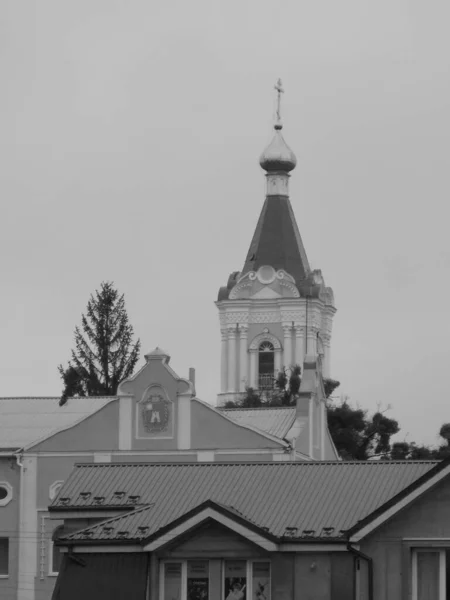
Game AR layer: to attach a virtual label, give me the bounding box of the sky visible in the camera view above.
[1,1,449,447]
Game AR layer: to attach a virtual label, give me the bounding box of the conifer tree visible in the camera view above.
[58,281,141,406]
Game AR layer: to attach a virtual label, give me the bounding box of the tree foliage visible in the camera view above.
[58,281,141,406]
[327,400,400,460]
[224,367,448,461]
[224,366,302,408]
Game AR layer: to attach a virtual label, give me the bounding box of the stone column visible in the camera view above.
[306,327,317,357]
[283,324,293,368]
[274,348,282,375]
[249,349,258,389]
[322,334,331,378]
[294,324,304,368]
[239,325,249,391]
[220,329,228,393]
[227,326,237,392]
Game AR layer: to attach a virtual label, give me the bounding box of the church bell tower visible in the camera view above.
[216,80,336,405]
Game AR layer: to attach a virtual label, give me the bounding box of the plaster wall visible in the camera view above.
[0,458,20,600]
[111,453,196,463]
[30,401,120,452]
[214,453,276,462]
[191,402,281,450]
[248,323,283,348]
[360,474,450,600]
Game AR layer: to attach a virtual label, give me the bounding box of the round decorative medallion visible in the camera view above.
[257,265,276,284]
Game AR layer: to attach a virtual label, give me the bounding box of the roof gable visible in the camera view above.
[220,407,296,440]
[192,399,287,449]
[0,396,116,450]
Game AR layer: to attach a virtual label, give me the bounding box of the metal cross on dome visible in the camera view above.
[274,78,284,124]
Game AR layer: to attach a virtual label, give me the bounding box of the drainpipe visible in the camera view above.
[347,543,373,600]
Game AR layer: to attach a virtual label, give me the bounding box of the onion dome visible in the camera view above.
[259,123,297,173]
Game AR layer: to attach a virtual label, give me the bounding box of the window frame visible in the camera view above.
[159,559,271,600]
[223,559,271,600]
[159,560,210,600]
[0,482,13,507]
[411,548,447,600]
[0,537,9,578]
[48,525,64,577]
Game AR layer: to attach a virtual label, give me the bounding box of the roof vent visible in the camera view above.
[79,492,91,500]
[93,496,105,505]
[113,491,126,500]
[102,526,114,534]
[59,497,70,506]
[116,530,129,539]
[301,529,316,537]
[137,526,149,536]
[283,527,298,538]
[127,495,140,504]
[322,527,335,536]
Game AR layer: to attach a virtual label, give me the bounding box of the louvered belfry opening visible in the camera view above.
[258,342,275,389]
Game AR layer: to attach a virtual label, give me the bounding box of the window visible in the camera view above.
[0,482,12,507]
[224,561,270,600]
[160,560,270,600]
[258,342,274,390]
[162,561,209,600]
[412,548,450,599]
[0,538,9,577]
[49,526,64,576]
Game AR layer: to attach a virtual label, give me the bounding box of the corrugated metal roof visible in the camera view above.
[220,407,296,439]
[53,460,438,541]
[0,396,116,449]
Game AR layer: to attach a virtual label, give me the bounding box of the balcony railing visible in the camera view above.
[258,373,275,390]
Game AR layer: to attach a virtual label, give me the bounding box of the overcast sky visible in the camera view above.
[1,1,449,447]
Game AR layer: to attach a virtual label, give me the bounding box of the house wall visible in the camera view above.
[0,457,20,600]
[360,474,450,600]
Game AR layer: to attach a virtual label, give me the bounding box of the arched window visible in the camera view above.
[258,342,274,389]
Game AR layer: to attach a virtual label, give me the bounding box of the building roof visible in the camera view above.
[239,195,311,287]
[220,407,296,439]
[0,396,116,450]
[51,460,439,542]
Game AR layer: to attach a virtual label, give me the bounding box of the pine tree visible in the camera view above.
[58,281,141,406]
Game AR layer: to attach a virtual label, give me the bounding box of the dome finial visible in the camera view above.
[274,78,284,130]
[259,79,297,177]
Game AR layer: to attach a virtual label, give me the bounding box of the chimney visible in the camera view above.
[189,368,196,389]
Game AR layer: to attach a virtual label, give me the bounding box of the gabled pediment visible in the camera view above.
[250,287,282,299]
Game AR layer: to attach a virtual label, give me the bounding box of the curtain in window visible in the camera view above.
[417,552,440,600]
[51,552,149,600]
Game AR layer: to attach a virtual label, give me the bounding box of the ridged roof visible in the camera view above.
[220,407,296,439]
[0,396,116,449]
[240,195,310,285]
[52,461,438,542]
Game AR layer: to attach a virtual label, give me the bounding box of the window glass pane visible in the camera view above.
[225,561,246,600]
[417,551,439,600]
[187,560,209,600]
[0,538,8,576]
[52,542,63,573]
[446,550,450,600]
[252,563,270,600]
[165,563,182,600]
